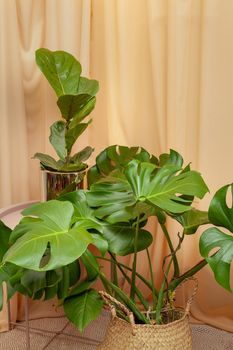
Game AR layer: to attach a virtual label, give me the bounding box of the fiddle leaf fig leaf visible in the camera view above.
[102,224,153,256]
[208,184,233,232]
[69,97,96,129]
[3,201,93,271]
[65,122,90,154]
[70,146,94,164]
[78,77,99,96]
[64,289,103,332]
[57,94,95,122]
[200,227,233,291]
[49,121,67,160]
[35,48,81,97]
[174,209,209,234]
[33,153,59,171]
[125,160,209,214]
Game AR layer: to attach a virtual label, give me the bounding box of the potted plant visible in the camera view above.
[0,146,232,349]
[34,48,99,199]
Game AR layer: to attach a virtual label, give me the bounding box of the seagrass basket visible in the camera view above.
[97,279,198,350]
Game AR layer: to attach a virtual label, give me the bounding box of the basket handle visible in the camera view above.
[99,291,136,333]
[176,277,198,315]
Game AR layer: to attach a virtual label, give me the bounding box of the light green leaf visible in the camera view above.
[200,227,233,291]
[125,160,209,214]
[78,77,99,96]
[70,146,94,164]
[4,201,93,271]
[175,209,209,234]
[33,153,59,171]
[64,289,103,332]
[0,221,11,260]
[49,121,67,160]
[65,122,90,154]
[208,184,233,232]
[35,48,81,97]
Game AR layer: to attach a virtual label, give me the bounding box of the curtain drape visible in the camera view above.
[0,0,233,333]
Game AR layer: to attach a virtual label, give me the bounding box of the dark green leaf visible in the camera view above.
[35,49,81,97]
[70,147,94,164]
[208,184,233,232]
[0,221,11,260]
[57,94,94,122]
[175,209,209,234]
[68,278,97,297]
[78,77,99,96]
[65,122,90,154]
[81,249,99,280]
[64,289,103,332]
[69,98,96,129]
[33,153,59,171]
[4,201,93,271]
[200,227,233,291]
[21,270,46,297]
[49,121,67,160]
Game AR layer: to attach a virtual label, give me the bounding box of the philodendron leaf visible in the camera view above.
[49,121,67,160]
[57,94,95,122]
[78,77,99,96]
[65,122,90,154]
[35,49,81,97]
[175,209,209,234]
[64,289,103,332]
[33,153,59,170]
[3,201,93,271]
[200,227,233,291]
[208,184,233,232]
[102,224,153,256]
[125,160,209,214]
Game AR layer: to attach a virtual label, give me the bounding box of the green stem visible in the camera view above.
[110,253,149,310]
[146,248,157,310]
[156,258,173,324]
[96,255,158,295]
[130,216,140,301]
[110,253,119,293]
[160,223,180,277]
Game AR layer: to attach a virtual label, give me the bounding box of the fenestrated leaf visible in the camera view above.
[3,201,93,271]
[102,224,153,256]
[57,94,94,122]
[159,149,183,168]
[64,289,103,332]
[35,49,81,97]
[200,227,233,291]
[174,208,209,234]
[49,121,67,160]
[65,122,90,154]
[208,184,233,232]
[87,145,158,186]
[33,153,59,171]
[70,146,94,164]
[125,160,209,214]
[78,77,99,96]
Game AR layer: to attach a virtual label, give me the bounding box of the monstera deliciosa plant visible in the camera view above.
[0,146,232,331]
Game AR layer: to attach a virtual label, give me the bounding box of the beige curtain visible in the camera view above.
[0,0,233,333]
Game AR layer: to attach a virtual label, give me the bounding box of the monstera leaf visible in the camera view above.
[125,160,209,214]
[200,184,233,291]
[174,209,209,234]
[87,145,158,186]
[3,201,93,271]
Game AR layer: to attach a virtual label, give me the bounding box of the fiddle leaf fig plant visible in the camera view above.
[33,48,99,172]
[0,146,232,332]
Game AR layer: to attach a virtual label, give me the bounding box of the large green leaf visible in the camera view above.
[57,94,95,122]
[102,224,153,256]
[35,49,81,97]
[208,184,233,232]
[3,201,93,271]
[0,221,11,260]
[65,122,90,154]
[175,208,209,234]
[64,289,103,332]
[125,160,209,214]
[200,227,233,291]
[49,121,67,160]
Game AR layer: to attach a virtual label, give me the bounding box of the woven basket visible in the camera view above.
[97,279,198,350]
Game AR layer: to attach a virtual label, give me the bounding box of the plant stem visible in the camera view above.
[160,223,180,277]
[130,216,140,301]
[96,255,158,295]
[110,252,149,310]
[110,253,118,294]
[146,248,157,310]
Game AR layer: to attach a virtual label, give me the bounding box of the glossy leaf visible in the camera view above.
[175,209,209,234]
[69,98,96,129]
[35,49,81,97]
[208,184,233,232]
[78,77,99,96]
[125,160,209,214]
[57,94,94,122]
[49,121,67,160]
[65,122,90,154]
[64,289,103,332]
[4,201,93,271]
[102,224,153,256]
[200,227,233,291]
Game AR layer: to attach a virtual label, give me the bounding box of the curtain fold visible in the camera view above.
[0,0,232,333]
